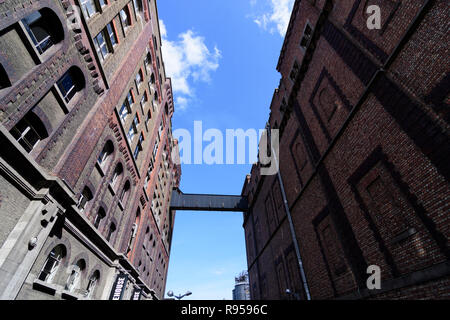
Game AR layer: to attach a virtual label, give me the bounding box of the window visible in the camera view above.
[289,61,300,82]
[106,22,118,47]
[94,30,110,61]
[56,67,85,103]
[300,23,313,49]
[133,0,143,13]
[65,259,86,292]
[134,133,144,160]
[146,109,151,125]
[94,207,106,228]
[10,109,49,153]
[120,6,132,31]
[80,0,98,19]
[98,0,107,8]
[106,223,116,241]
[120,181,131,203]
[144,51,152,70]
[85,270,100,299]
[97,141,114,167]
[38,245,66,283]
[77,186,93,212]
[110,163,123,186]
[140,92,148,109]
[119,90,134,123]
[127,115,139,143]
[21,9,64,55]
[136,69,143,86]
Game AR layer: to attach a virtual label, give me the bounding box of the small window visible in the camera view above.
[289,61,300,82]
[120,7,132,31]
[94,207,106,228]
[127,115,139,143]
[80,0,99,19]
[133,0,143,13]
[94,30,110,61]
[106,223,116,241]
[119,90,134,123]
[136,69,143,87]
[98,0,107,8]
[10,109,49,153]
[120,180,131,203]
[77,186,93,212]
[56,67,85,103]
[141,92,148,108]
[300,23,313,49]
[65,259,86,292]
[97,141,114,167]
[144,51,152,70]
[85,270,100,299]
[110,163,123,186]
[106,22,118,47]
[38,245,66,283]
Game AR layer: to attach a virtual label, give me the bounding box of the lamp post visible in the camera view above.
[167,290,192,300]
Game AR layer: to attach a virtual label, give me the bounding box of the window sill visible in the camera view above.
[61,290,80,300]
[108,183,116,196]
[33,279,57,296]
[95,161,106,177]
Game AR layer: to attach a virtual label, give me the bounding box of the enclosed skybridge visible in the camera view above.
[170,188,249,212]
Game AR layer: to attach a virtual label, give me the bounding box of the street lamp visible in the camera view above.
[167,290,192,300]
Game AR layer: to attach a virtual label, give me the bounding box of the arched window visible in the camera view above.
[127,208,141,254]
[144,51,152,70]
[10,108,49,153]
[85,270,100,299]
[110,163,123,187]
[106,223,116,242]
[65,259,86,292]
[56,67,85,103]
[93,207,106,229]
[97,140,114,168]
[38,245,66,283]
[77,186,93,212]
[0,64,11,90]
[120,180,131,203]
[21,8,64,55]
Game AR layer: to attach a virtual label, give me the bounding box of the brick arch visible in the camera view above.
[41,237,72,269]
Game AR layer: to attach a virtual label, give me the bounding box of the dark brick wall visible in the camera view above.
[243,0,449,300]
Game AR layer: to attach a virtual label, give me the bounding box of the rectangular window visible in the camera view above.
[300,23,313,49]
[94,30,110,61]
[106,22,118,47]
[80,0,98,19]
[98,0,107,8]
[128,124,137,143]
[120,6,132,31]
[57,72,76,103]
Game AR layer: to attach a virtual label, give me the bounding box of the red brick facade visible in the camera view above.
[242,0,449,300]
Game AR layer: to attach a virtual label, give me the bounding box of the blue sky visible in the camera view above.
[157,0,294,300]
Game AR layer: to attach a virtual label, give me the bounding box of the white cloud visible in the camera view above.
[251,0,295,37]
[159,20,221,111]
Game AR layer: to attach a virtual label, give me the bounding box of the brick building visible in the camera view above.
[0,0,180,300]
[242,0,449,299]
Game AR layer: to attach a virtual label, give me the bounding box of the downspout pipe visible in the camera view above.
[266,124,312,300]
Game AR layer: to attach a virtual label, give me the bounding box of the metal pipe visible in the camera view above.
[266,124,312,300]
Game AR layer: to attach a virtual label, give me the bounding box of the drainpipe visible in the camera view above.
[266,123,312,300]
